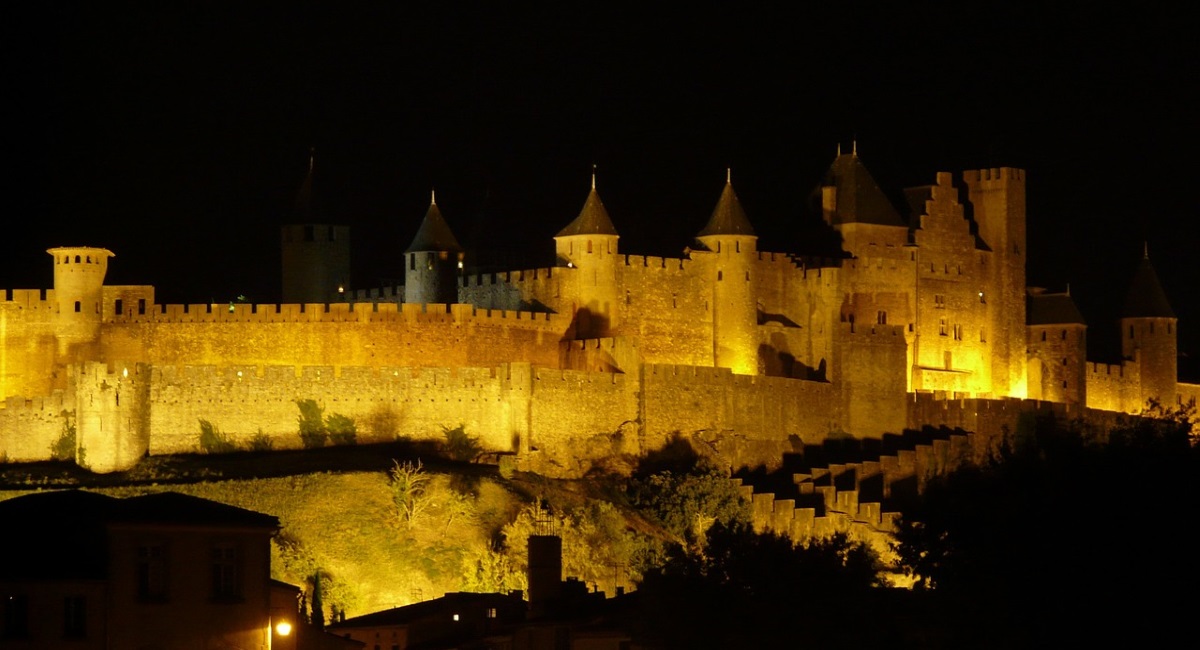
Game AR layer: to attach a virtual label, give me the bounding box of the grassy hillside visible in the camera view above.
[0,442,677,619]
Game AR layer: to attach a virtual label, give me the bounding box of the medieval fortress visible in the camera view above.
[2,150,1196,476]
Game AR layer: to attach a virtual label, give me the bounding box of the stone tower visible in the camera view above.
[404,191,464,305]
[963,168,1027,397]
[695,171,758,375]
[281,151,351,304]
[1026,288,1088,405]
[47,246,113,358]
[554,173,620,339]
[1120,248,1177,409]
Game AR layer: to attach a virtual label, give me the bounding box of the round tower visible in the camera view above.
[695,171,758,375]
[1119,248,1178,410]
[404,190,464,305]
[281,151,352,304]
[553,172,620,339]
[47,247,114,356]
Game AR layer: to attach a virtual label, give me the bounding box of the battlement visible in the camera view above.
[1087,361,1128,377]
[623,254,689,271]
[534,367,626,385]
[0,289,53,310]
[102,300,561,328]
[962,167,1025,185]
[462,267,557,286]
[645,363,733,381]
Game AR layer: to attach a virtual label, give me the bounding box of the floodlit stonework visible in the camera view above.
[1,152,1193,475]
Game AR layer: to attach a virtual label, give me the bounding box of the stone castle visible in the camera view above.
[1,149,1196,475]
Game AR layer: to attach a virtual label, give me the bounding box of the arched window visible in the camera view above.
[75,255,81,263]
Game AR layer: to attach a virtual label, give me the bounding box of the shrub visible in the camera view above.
[442,424,482,462]
[248,430,274,452]
[327,413,357,446]
[364,404,402,441]
[51,413,77,461]
[296,399,328,449]
[199,419,237,454]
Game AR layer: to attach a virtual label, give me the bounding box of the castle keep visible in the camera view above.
[2,151,1194,475]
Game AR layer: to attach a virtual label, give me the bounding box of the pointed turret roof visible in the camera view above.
[816,149,906,227]
[293,148,316,220]
[1121,250,1175,318]
[698,170,755,238]
[556,175,618,237]
[405,191,463,254]
[1027,291,1086,325]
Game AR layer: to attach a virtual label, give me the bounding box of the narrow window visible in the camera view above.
[953,324,963,341]
[939,318,948,336]
[587,240,592,254]
[75,255,81,263]
[86,256,92,263]
[935,294,945,309]
[410,255,415,271]
[1062,330,1067,340]
[1149,322,1155,334]
[1042,331,1047,342]
[211,543,241,601]
[74,301,81,313]
[137,543,169,601]
[2,593,29,638]
[138,299,146,315]
[877,311,887,325]
[735,241,740,253]
[1129,325,1134,339]
[64,595,86,638]
[718,271,723,281]
[115,299,123,315]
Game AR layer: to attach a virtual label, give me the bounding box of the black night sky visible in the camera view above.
[4,2,1197,377]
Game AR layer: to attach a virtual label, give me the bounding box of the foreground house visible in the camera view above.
[0,489,358,650]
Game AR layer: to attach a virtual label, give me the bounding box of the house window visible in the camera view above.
[939,318,948,336]
[64,595,86,637]
[487,607,497,619]
[2,594,30,638]
[137,543,169,601]
[877,311,887,325]
[934,294,945,309]
[953,324,963,341]
[211,543,241,601]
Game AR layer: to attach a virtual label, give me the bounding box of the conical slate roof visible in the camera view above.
[1028,292,1086,325]
[1121,254,1175,318]
[556,186,618,237]
[293,151,315,220]
[698,176,755,238]
[405,197,463,254]
[817,152,906,227]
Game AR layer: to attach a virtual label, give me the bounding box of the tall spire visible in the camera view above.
[1121,251,1175,318]
[697,169,755,238]
[556,169,618,237]
[405,193,463,254]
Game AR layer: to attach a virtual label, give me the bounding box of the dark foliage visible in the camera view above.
[894,409,1199,647]
[635,522,910,649]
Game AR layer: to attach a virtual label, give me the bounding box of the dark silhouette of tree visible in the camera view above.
[635,522,907,649]
[894,409,1199,647]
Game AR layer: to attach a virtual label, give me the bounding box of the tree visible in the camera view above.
[388,459,430,527]
[628,466,750,550]
[296,399,327,449]
[636,522,888,649]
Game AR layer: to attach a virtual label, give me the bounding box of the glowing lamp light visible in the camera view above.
[122,368,128,378]
[453,614,460,622]
[457,261,464,269]
[275,620,292,636]
[338,285,345,294]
